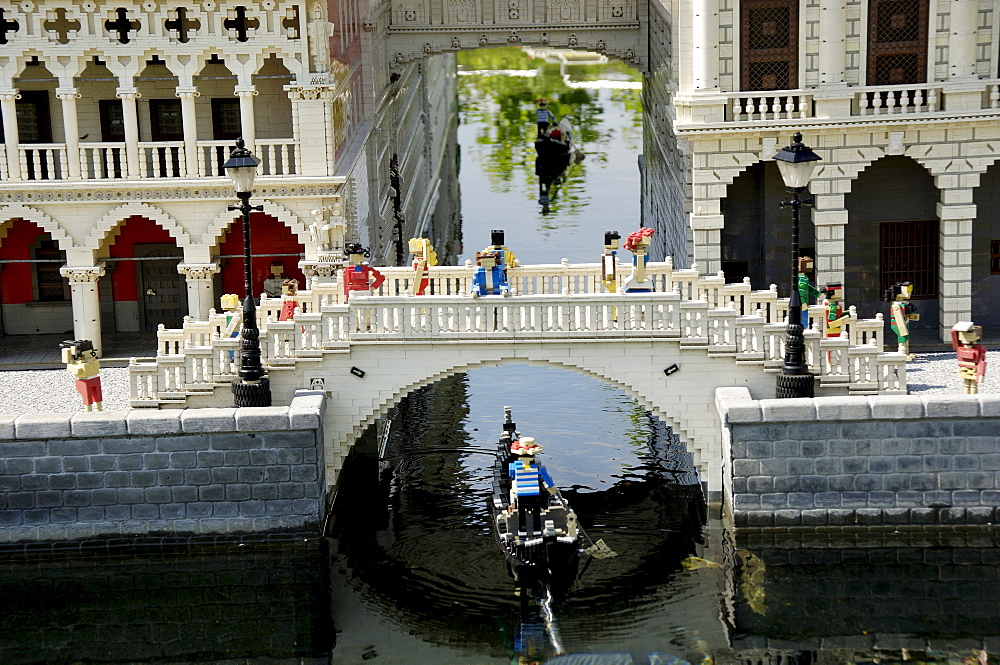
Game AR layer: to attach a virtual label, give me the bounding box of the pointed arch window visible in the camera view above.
[740,0,799,91]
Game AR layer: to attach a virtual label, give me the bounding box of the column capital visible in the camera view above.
[175,86,200,99]
[0,89,20,102]
[60,265,106,283]
[116,88,141,100]
[56,87,81,100]
[300,260,343,278]
[234,85,258,97]
[177,262,220,280]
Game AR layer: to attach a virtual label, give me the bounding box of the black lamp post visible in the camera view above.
[773,132,822,399]
[224,138,271,407]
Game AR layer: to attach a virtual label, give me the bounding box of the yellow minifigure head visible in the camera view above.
[408,238,438,266]
[221,294,240,310]
[604,230,620,251]
[823,282,843,301]
[952,321,983,345]
[345,243,368,266]
[270,262,283,278]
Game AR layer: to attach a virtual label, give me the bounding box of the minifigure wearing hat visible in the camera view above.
[508,436,556,536]
[952,321,987,394]
[342,243,386,301]
[536,99,556,139]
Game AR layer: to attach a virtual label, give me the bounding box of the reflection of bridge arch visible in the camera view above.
[382,0,646,70]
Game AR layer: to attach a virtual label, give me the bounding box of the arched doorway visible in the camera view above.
[844,156,939,329]
[972,160,1000,334]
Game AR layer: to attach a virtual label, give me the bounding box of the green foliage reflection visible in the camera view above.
[458,47,642,219]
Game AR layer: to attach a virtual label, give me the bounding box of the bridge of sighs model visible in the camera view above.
[130,258,907,409]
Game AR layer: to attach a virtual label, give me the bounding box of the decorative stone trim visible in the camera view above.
[59,265,105,284]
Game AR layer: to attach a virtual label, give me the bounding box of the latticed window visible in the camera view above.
[34,239,66,302]
[880,220,937,299]
[741,0,798,91]
[991,240,1000,275]
[867,0,928,85]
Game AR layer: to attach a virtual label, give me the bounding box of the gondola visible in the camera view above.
[534,117,584,210]
[490,406,581,577]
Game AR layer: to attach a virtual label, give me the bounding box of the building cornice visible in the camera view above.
[0,177,348,205]
[675,109,1000,136]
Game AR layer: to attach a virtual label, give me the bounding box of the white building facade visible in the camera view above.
[659,0,1000,340]
[0,0,456,353]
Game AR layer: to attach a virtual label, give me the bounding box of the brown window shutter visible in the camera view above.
[741,0,799,91]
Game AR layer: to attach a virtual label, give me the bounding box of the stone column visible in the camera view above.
[0,89,21,181]
[60,265,106,357]
[818,0,846,84]
[176,86,200,176]
[235,85,258,151]
[692,0,719,89]
[178,263,220,320]
[116,88,141,177]
[811,193,847,288]
[56,87,83,179]
[937,185,976,340]
[692,215,724,275]
[949,0,978,78]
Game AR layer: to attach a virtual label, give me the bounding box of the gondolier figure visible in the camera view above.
[536,99,556,138]
[509,437,556,535]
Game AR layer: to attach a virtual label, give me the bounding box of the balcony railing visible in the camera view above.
[4,139,299,183]
[678,80,1000,126]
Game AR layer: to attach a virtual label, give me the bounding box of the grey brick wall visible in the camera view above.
[716,388,1000,527]
[0,391,326,544]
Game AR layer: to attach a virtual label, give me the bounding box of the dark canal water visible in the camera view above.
[5,49,1000,665]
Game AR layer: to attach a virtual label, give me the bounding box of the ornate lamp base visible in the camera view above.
[775,373,814,399]
[232,378,272,407]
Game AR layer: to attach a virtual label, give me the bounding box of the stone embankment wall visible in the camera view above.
[0,391,326,545]
[716,388,1000,527]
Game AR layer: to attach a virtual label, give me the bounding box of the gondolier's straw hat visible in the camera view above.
[518,436,542,455]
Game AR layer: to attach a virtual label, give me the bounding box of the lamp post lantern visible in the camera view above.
[773,132,822,399]
[223,138,271,407]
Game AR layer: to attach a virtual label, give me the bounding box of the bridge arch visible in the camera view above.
[286,337,778,497]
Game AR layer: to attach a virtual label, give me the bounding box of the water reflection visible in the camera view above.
[0,541,331,665]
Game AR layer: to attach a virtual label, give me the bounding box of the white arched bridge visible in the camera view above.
[129,259,907,497]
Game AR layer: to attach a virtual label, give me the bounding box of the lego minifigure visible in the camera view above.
[471,250,508,296]
[508,437,556,536]
[602,230,620,293]
[952,321,987,394]
[885,281,919,358]
[623,227,655,293]
[220,294,241,360]
[408,237,438,295]
[60,339,103,412]
[263,262,286,298]
[536,99,556,139]
[821,282,851,339]
[797,256,821,329]
[278,278,299,321]
[485,229,518,271]
[342,243,386,301]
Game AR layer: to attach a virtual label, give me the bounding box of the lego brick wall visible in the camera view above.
[0,393,326,545]
[717,388,1000,527]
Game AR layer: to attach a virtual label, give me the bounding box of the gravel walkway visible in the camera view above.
[0,350,997,415]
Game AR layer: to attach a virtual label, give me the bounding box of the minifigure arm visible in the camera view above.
[370,267,386,290]
[892,303,909,335]
[538,465,555,490]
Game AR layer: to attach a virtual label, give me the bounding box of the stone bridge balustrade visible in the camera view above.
[128,261,907,409]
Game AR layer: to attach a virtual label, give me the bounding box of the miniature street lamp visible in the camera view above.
[773,132,822,399]
[223,138,271,407]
